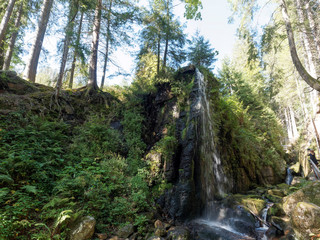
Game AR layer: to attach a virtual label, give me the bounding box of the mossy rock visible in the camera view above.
[291,202,320,239]
[283,181,320,216]
[267,189,287,198]
[264,193,282,203]
[224,194,265,215]
[0,70,49,95]
[269,203,286,217]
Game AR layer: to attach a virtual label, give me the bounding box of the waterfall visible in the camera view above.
[285,167,293,185]
[256,203,273,240]
[195,69,228,203]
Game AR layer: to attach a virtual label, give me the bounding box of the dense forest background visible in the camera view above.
[0,0,320,239]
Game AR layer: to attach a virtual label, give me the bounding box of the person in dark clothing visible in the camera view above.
[307,148,318,166]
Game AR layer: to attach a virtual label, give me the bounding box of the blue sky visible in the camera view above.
[178,0,238,69]
[110,0,239,85]
[21,0,239,86]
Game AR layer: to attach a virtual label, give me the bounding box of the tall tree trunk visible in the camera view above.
[157,33,161,75]
[162,0,170,71]
[280,0,320,91]
[312,118,320,155]
[87,0,102,90]
[295,0,317,77]
[55,3,78,97]
[24,0,54,82]
[3,3,23,70]
[69,11,84,89]
[289,106,298,140]
[306,0,320,61]
[302,0,320,76]
[100,0,113,89]
[284,107,293,143]
[0,0,16,45]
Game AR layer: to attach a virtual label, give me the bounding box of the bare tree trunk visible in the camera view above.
[69,11,83,89]
[312,118,320,155]
[24,0,54,82]
[55,3,78,97]
[3,3,23,70]
[285,108,293,143]
[302,0,320,76]
[294,74,309,122]
[0,0,16,45]
[88,0,102,90]
[157,33,161,75]
[306,0,320,60]
[100,0,113,89]
[289,106,298,140]
[280,0,320,91]
[295,0,317,77]
[162,0,170,71]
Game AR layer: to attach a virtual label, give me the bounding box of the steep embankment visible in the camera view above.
[0,68,288,239]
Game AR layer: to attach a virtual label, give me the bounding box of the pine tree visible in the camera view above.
[188,31,218,69]
[24,0,54,82]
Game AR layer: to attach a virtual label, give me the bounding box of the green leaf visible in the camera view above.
[0,174,14,184]
[22,185,38,194]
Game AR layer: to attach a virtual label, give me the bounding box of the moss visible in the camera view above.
[269,203,285,217]
[225,194,265,215]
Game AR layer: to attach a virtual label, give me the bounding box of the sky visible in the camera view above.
[106,0,240,85]
[20,1,240,86]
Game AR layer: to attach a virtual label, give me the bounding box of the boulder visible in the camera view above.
[116,223,134,238]
[167,226,190,240]
[283,181,320,216]
[154,220,166,237]
[291,202,320,238]
[69,216,96,240]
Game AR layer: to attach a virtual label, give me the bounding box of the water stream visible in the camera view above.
[285,167,293,185]
[193,70,272,239]
[196,69,228,201]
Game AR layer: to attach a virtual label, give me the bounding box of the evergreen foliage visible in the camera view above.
[187,31,218,69]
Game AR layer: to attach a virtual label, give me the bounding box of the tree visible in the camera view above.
[3,2,23,70]
[24,0,54,82]
[0,0,16,46]
[55,1,79,97]
[280,0,320,91]
[139,0,186,75]
[99,0,137,89]
[69,11,84,89]
[187,31,218,69]
[100,0,113,89]
[229,0,320,91]
[87,0,102,91]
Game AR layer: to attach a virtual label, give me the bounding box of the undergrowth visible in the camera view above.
[0,100,152,239]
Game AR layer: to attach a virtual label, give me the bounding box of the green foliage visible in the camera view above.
[188,31,218,69]
[0,101,151,238]
[217,58,285,181]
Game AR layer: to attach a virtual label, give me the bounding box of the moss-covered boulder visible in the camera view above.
[223,194,265,215]
[291,202,320,239]
[283,182,320,216]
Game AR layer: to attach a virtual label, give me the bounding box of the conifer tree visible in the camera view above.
[188,31,218,69]
[24,0,54,82]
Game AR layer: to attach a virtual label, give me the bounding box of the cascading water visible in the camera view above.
[256,203,274,240]
[193,70,270,240]
[195,69,228,203]
[285,167,293,185]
